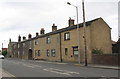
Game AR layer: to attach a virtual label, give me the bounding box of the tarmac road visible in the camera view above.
[2,58,119,78]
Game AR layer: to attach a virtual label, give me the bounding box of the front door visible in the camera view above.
[28,49,32,60]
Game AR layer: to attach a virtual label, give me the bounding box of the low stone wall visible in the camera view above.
[92,54,119,66]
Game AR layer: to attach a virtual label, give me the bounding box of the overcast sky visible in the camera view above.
[0,0,119,49]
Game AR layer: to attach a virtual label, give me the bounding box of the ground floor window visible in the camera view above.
[35,50,38,56]
[73,46,78,56]
[23,51,24,55]
[35,50,40,56]
[46,49,50,57]
[51,49,56,57]
[18,51,19,57]
[65,48,68,55]
[38,50,40,56]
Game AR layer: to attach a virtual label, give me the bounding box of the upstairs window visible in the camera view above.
[23,43,25,47]
[13,44,16,49]
[30,41,31,47]
[46,37,50,44]
[35,39,38,45]
[18,44,20,48]
[51,49,56,57]
[64,32,70,40]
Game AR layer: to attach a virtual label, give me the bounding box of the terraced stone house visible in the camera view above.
[8,17,112,63]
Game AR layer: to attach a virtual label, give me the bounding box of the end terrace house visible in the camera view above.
[9,17,112,63]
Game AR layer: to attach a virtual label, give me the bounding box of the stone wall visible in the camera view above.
[92,54,119,66]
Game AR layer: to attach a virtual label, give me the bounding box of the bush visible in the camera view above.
[2,50,7,56]
[92,48,103,54]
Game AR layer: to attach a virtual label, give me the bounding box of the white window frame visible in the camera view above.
[18,44,20,48]
[64,32,70,40]
[23,43,25,47]
[51,49,56,57]
[46,49,50,57]
[35,39,38,45]
[46,37,50,44]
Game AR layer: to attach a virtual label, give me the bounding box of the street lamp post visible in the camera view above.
[67,2,80,64]
[1,43,3,52]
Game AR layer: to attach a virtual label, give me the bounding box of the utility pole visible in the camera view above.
[82,0,88,66]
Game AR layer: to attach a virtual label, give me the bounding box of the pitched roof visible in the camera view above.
[35,18,101,38]
[20,17,102,42]
[117,38,120,43]
[112,40,116,44]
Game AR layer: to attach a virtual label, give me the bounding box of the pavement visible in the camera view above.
[2,69,15,77]
[34,60,120,70]
[11,58,120,70]
[7,58,120,70]
[87,64,120,70]
[73,63,120,70]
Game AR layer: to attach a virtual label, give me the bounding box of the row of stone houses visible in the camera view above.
[8,17,112,63]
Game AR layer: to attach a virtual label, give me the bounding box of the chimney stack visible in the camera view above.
[23,36,26,41]
[40,28,45,34]
[9,38,11,43]
[68,17,74,27]
[52,24,57,32]
[36,32,39,37]
[18,35,21,42]
[28,34,32,39]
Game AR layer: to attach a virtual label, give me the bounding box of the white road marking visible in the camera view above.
[43,68,71,76]
[11,62,20,65]
[22,63,42,68]
[35,61,45,62]
[23,64,35,68]
[55,63,67,65]
[43,68,80,76]
[35,60,67,65]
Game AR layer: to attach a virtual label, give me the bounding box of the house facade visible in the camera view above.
[9,17,112,63]
[16,35,34,60]
[7,39,17,57]
[112,38,120,53]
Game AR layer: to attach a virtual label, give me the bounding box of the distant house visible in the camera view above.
[2,48,7,52]
[9,17,112,63]
[112,38,120,53]
[7,38,17,57]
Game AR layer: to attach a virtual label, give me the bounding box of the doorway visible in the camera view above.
[28,49,32,60]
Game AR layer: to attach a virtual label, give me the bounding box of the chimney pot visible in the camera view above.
[28,34,32,39]
[18,35,21,42]
[68,17,74,27]
[36,32,39,37]
[23,36,26,41]
[40,28,45,34]
[52,24,57,32]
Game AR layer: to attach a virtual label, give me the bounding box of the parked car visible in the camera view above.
[0,55,4,59]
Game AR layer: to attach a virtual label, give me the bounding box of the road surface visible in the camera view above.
[2,58,119,78]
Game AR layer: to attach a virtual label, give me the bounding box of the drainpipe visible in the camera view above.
[59,33,63,62]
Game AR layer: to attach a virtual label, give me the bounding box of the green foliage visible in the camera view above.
[92,48,103,54]
[2,50,7,56]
